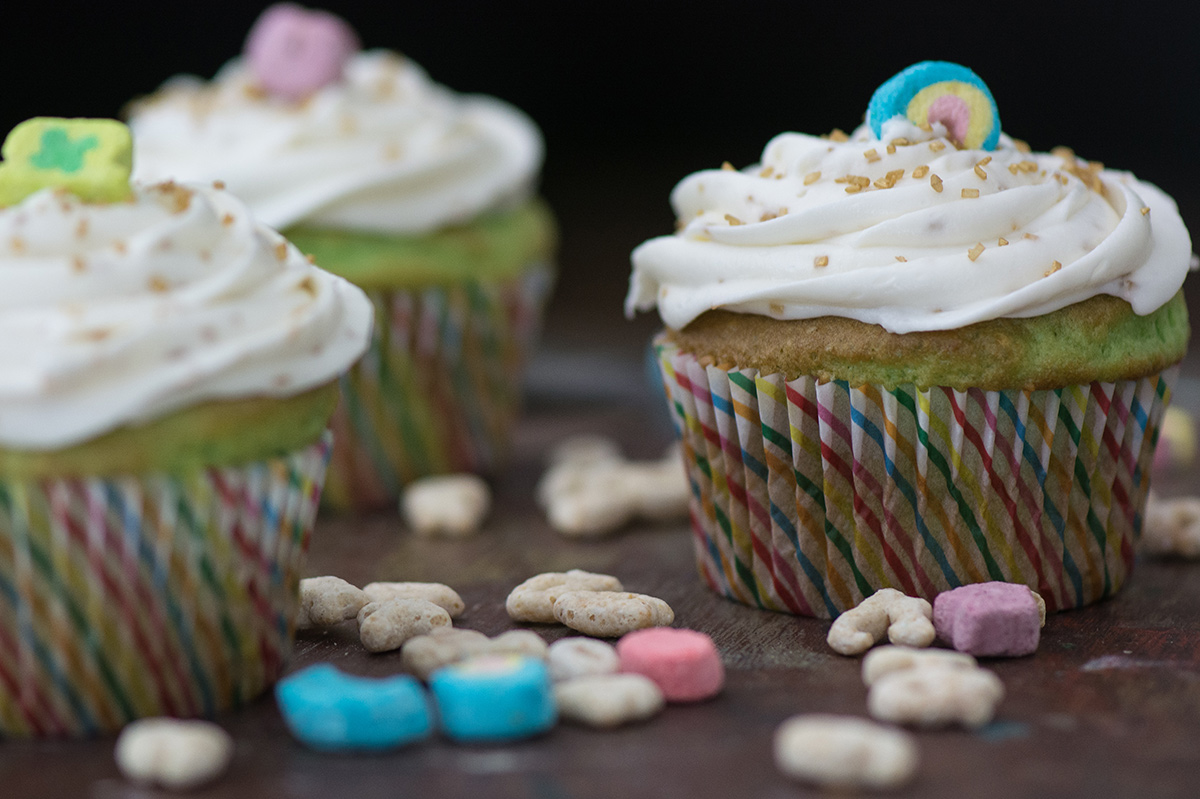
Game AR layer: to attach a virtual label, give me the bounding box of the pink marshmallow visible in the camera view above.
[616,628,724,703]
[933,582,1041,657]
[927,94,970,146]
[244,4,360,101]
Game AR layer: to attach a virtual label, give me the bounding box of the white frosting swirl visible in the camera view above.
[129,50,543,234]
[0,183,373,449]
[628,119,1192,333]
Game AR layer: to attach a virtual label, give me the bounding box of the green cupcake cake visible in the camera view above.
[0,117,372,736]
[628,62,1193,617]
[128,4,555,511]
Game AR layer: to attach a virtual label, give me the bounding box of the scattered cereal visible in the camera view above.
[774,715,917,790]
[827,588,935,656]
[553,591,674,638]
[115,718,233,791]
[297,576,366,630]
[357,598,451,654]
[401,474,491,537]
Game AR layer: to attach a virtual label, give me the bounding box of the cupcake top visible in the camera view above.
[627,64,1192,335]
[0,139,372,449]
[127,6,543,235]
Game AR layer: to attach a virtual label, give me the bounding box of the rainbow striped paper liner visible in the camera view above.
[324,263,552,511]
[0,432,331,737]
[656,336,1175,619]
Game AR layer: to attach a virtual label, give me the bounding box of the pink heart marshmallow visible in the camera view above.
[244,4,360,101]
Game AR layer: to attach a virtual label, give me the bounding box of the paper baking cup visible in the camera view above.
[0,433,331,737]
[656,337,1174,619]
[324,264,552,511]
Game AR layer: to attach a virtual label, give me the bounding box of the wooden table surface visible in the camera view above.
[2,303,1199,799]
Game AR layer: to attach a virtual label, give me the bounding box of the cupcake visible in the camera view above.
[627,62,1193,618]
[0,117,372,736]
[127,4,555,511]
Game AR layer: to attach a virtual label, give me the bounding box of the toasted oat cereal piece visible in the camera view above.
[362,582,465,618]
[555,673,664,728]
[547,637,620,682]
[774,714,917,789]
[1143,492,1200,558]
[297,576,367,630]
[827,589,935,656]
[868,664,1004,728]
[506,570,624,623]
[115,718,233,791]
[861,646,977,687]
[552,591,674,638]
[401,474,490,537]
[400,627,548,680]
[357,599,451,653]
[538,439,688,537]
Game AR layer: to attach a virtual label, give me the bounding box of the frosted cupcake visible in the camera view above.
[628,63,1192,617]
[0,117,372,736]
[128,4,555,511]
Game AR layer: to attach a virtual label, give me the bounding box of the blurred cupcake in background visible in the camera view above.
[128,4,556,511]
[0,117,372,736]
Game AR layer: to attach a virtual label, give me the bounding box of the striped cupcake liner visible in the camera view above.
[0,433,331,737]
[656,337,1175,618]
[323,263,553,511]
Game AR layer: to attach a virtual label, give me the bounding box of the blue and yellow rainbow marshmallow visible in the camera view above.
[867,61,1001,151]
[0,117,133,207]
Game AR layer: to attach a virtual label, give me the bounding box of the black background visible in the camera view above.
[1,1,1196,321]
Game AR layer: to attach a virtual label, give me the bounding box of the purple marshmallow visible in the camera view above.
[244,4,361,102]
[933,582,1041,657]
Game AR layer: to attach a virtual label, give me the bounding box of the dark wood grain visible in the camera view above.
[2,318,1199,799]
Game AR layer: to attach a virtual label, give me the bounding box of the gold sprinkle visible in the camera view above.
[874,169,905,190]
[844,185,864,194]
[10,236,26,254]
[1141,206,1151,216]
[911,165,929,179]
[890,137,911,148]
[977,156,992,167]
[157,181,194,214]
[1017,160,1038,173]
[113,241,127,254]
[71,256,86,273]
[1051,146,1075,161]
[724,214,743,226]
[148,275,169,293]
[774,173,785,180]
[1008,164,1020,175]
[1045,260,1062,277]
[930,174,943,193]
[383,143,402,160]
[968,243,984,262]
[79,328,111,342]
[297,276,317,297]
[829,128,849,142]
[212,180,226,190]
[863,148,881,163]
[918,121,933,133]
[777,206,788,216]
[306,254,317,264]
[974,164,988,180]
[814,255,829,268]
[339,114,359,135]
[1013,138,1031,153]
[274,242,289,261]
[721,161,735,171]
[998,237,1009,246]
[221,213,235,227]
[75,218,89,239]
[929,141,946,153]
[759,165,775,178]
[760,211,777,222]
[199,249,211,262]
[803,171,821,185]
[895,255,908,263]
[1025,232,1039,241]
[962,188,980,199]
[886,144,896,155]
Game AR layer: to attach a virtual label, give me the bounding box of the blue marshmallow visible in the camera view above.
[430,655,557,742]
[275,663,433,751]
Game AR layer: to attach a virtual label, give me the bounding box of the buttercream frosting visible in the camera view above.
[627,119,1192,333]
[0,182,372,449]
[129,51,542,234]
